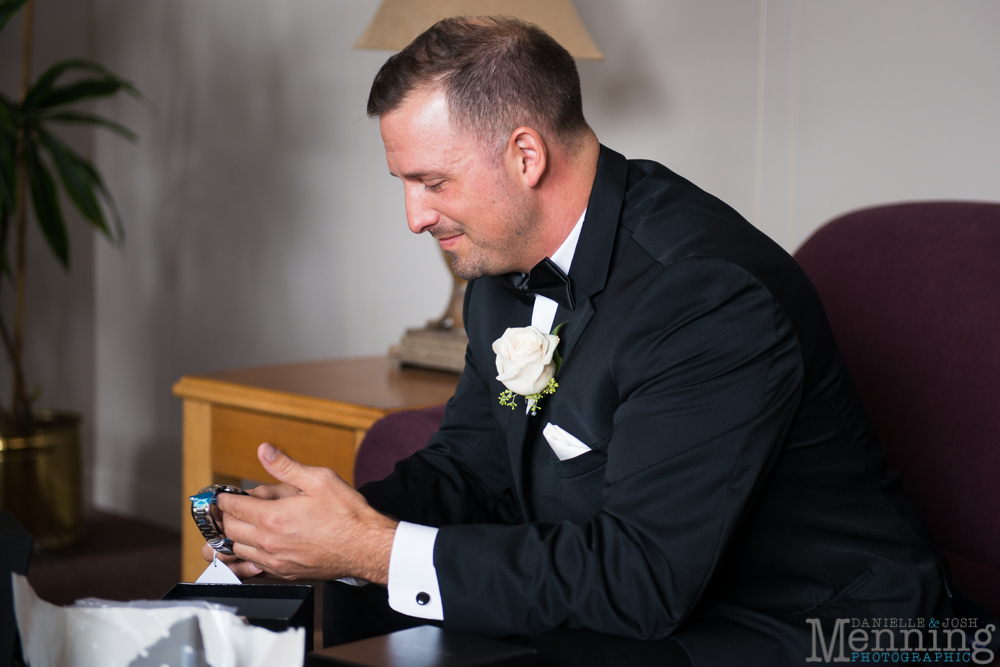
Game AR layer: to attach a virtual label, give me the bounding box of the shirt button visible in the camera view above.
[416,592,431,606]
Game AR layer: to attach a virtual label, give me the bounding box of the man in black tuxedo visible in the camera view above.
[210,17,979,666]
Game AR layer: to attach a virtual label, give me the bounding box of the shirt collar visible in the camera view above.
[548,208,587,276]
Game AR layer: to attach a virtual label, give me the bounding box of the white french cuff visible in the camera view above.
[387,521,444,621]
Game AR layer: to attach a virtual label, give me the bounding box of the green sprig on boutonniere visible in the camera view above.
[492,322,566,416]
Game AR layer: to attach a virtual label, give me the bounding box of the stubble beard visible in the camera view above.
[444,187,539,281]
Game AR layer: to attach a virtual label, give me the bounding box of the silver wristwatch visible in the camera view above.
[189,484,249,556]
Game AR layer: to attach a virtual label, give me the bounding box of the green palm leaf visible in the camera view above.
[0,144,10,278]
[0,94,16,134]
[0,0,29,33]
[38,128,113,239]
[39,110,137,141]
[78,159,124,242]
[25,142,68,268]
[0,129,14,223]
[35,79,130,109]
[23,59,140,110]
[23,59,109,109]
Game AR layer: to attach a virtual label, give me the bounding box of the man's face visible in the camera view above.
[380,87,539,279]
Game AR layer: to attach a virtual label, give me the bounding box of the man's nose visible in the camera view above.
[405,189,438,235]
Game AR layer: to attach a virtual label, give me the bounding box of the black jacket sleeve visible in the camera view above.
[360,281,523,528]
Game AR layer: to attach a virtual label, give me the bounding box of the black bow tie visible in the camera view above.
[500,257,576,311]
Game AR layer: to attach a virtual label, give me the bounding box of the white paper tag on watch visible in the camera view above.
[196,554,242,584]
[542,422,592,461]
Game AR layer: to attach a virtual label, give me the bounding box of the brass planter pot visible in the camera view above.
[0,411,82,550]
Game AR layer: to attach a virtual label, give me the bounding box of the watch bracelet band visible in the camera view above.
[189,484,249,556]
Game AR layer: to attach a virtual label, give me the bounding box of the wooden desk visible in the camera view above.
[173,356,459,582]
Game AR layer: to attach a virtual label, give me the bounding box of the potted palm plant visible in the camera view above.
[0,0,138,548]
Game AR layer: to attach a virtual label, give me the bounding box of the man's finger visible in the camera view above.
[226,558,264,580]
[214,491,274,529]
[201,542,241,564]
[256,443,326,492]
[230,542,293,580]
[248,482,301,500]
[199,542,260,579]
[211,501,266,549]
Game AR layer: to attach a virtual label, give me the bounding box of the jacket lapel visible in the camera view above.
[554,145,629,371]
[504,399,535,520]
[496,296,534,518]
[503,146,630,516]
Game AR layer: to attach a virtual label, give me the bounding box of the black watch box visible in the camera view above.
[163,582,314,653]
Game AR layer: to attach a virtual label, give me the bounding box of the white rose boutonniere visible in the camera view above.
[492,323,566,415]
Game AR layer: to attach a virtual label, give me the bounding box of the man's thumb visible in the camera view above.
[258,443,307,487]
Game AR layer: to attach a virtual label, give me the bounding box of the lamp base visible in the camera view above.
[389,327,468,374]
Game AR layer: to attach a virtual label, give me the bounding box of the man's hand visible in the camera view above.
[199,481,301,579]
[203,443,398,584]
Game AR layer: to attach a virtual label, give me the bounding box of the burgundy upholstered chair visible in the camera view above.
[354,404,447,488]
[355,200,1000,616]
[794,201,1000,617]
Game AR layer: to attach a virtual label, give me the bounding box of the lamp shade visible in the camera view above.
[355,0,603,59]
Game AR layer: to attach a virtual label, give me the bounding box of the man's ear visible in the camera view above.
[505,127,547,189]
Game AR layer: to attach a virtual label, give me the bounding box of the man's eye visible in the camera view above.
[425,181,445,192]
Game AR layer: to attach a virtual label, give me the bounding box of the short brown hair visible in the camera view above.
[367,16,589,158]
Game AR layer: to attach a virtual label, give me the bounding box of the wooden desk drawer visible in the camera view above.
[210,405,359,486]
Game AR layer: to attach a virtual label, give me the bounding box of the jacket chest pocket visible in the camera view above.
[552,442,608,478]
[531,437,609,524]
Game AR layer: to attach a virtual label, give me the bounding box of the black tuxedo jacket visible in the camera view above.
[362,146,952,665]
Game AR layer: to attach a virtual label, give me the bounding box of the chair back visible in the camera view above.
[354,405,447,488]
[794,201,1000,615]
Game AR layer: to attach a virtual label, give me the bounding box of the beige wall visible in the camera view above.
[3,1,999,528]
[89,0,445,527]
[574,0,1000,249]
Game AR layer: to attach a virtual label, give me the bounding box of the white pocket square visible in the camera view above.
[542,422,592,461]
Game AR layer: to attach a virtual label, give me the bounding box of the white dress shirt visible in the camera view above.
[386,209,587,620]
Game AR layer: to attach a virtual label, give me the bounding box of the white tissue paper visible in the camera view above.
[11,572,304,667]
